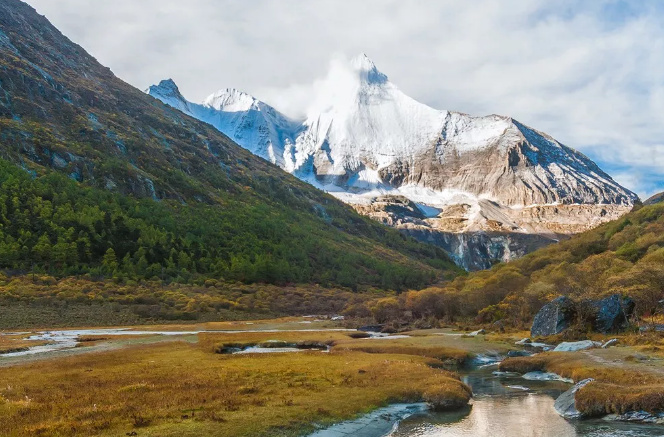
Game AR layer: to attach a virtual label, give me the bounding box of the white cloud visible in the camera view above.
[25,0,664,198]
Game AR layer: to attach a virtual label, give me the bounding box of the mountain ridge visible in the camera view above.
[148,54,637,270]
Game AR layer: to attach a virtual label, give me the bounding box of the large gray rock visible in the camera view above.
[592,294,635,333]
[531,296,577,337]
[553,340,601,352]
[554,378,594,419]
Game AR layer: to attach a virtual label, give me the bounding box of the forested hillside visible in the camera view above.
[0,0,460,295]
[369,201,664,326]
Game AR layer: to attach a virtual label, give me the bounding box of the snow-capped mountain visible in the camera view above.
[147,79,298,168]
[148,54,638,270]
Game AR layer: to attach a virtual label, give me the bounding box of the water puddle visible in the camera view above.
[0,328,353,358]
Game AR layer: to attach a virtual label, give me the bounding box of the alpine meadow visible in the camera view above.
[0,1,662,436]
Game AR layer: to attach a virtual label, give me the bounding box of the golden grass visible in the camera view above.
[335,342,470,366]
[499,351,664,415]
[333,331,515,366]
[0,341,469,437]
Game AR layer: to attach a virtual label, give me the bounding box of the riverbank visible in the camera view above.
[499,346,664,419]
[0,322,475,437]
[1,319,662,436]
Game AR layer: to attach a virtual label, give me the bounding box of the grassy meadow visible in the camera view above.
[0,329,472,437]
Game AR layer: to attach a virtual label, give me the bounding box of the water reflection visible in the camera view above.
[390,369,664,437]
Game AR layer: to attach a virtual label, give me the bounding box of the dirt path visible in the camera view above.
[582,346,664,377]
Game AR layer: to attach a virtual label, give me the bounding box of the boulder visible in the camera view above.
[553,340,601,352]
[592,294,635,333]
[531,296,576,337]
[554,378,594,419]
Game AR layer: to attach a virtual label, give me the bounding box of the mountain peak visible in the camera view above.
[158,78,178,91]
[147,78,180,97]
[146,79,191,112]
[350,53,387,85]
[203,88,259,112]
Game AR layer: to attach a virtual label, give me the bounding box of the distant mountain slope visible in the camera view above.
[149,55,637,270]
[644,192,664,205]
[424,201,664,324]
[0,0,460,290]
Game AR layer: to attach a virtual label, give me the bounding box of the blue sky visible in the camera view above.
[27,0,664,199]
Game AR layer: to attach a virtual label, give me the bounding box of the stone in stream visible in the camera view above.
[531,296,576,337]
[552,340,601,352]
[554,378,594,419]
[522,371,573,383]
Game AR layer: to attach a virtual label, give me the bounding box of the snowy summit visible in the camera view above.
[148,54,637,269]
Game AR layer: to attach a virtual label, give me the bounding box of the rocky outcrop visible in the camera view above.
[531,296,577,337]
[352,196,633,270]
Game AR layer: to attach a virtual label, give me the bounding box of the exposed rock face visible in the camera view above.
[149,55,638,270]
[352,198,630,270]
[531,296,577,337]
[591,294,635,333]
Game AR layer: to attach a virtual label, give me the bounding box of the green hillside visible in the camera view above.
[0,0,461,296]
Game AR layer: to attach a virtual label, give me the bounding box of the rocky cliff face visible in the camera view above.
[149,55,638,270]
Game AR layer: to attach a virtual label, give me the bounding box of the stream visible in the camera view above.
[0,327,357,358]
[310,366,664,437]
[391,367,664,437]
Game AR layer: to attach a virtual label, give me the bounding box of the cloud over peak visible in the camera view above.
[25,0,664,198]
